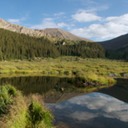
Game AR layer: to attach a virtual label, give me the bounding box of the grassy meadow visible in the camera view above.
[0,56,128,75]
[0,56,128,86]
[0,57,128,127]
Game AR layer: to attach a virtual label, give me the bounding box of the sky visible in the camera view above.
[0,0,128,41]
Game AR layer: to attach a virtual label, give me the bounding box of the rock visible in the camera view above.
[109,73,117,77]
[120,73,128,78]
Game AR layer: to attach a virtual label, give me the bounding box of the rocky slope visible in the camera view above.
[0,18,89,42]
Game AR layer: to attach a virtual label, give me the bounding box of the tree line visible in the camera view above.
[0,29,105,60]
[105,47,128,60]
[57,40,105,58]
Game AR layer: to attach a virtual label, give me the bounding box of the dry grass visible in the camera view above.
[0,85,54,128]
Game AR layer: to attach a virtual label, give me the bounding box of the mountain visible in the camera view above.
[0,18,89,42]
[100,34,128,60]
[36,28,88,41]
[100,33,128,50]
[0,18,105,60]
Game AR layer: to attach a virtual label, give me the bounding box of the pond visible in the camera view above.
[0,76,87,102]
[0,76,128,128]
[47,92,128,128]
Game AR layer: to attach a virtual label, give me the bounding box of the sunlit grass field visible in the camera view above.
[0,56,128,85]
[0,56,128,77]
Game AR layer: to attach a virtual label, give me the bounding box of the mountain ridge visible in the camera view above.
[100,33,128,50]
[0,18,89,42]
[99,33,128,60]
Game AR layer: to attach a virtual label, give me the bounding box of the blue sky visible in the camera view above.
[0,0,128,41]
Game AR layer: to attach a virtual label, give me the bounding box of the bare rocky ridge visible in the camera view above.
[0,18,89,42]
[0,18,44,37]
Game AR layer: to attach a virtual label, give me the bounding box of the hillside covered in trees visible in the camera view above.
[0,28,105,60]
[0,29,60,60]
[105,47,128,60]
[100,33,128,60]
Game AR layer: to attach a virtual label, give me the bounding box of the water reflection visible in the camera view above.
[47,92,128,128]
[0,76,83,102]
[0,76,128,103]
[1,76,128,127]
[0,76,59,94]
[99,78,128,103]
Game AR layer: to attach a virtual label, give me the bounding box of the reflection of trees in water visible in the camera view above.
[99,78,128,103]
[0,76,76,96]
[0,76,59,95]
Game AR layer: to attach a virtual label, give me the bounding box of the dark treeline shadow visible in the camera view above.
[0,76,76,95]
[98,78,128,103]
[1,76,128,103]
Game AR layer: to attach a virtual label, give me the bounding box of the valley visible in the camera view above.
[0,18,128,128]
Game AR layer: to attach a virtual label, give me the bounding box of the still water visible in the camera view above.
[0,76,128,128]
[47,92,128,128]
[0,76,85,102]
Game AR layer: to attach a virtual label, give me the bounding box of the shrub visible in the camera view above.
[0,85,54,128]
[0,85,17,115]
[0,84,27,128]
[27,101,44,127]
[26,98,53,128]
[64,70,70,75]
[6,84,17,97]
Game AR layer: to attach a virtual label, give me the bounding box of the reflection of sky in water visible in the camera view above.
[47,92,128,128]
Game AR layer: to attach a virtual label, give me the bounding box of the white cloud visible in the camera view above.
[106,13,128,25]
[31,18,68,29]
[31,18,58,29]
[8,19,21,24]
[54,12,65,17]
[8,17,26,24]
[72,10,102,22]
[9,10,128,41]
[68,0,97,6]
[71,13,128,41]
[48,92,128,125]
[57,22,68,28]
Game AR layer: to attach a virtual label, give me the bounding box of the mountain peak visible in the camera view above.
[0,18,7,22]
[0,18,8,26]
[0,18,90,42]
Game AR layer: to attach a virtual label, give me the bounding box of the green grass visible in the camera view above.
[0,56,127,86]
[0,57,128,77]
[0,84,54,128]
